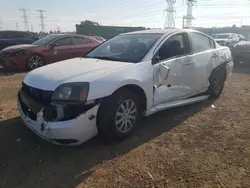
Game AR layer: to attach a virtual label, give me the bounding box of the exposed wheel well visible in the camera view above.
[112,84,147,112]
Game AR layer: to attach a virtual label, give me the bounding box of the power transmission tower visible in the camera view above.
[57,25,60,33]
[37,10,46,32]
[184,0,196,28]
[31,24,34,32]
[19,8,29,31]
[164,0,177,28]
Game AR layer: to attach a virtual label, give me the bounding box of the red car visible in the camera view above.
[0,34,101,70]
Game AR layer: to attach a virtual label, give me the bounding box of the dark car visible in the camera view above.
[0,34,101,70]
[231,40,250,64]
[0,30,39,51]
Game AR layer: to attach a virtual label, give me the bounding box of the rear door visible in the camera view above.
[50,36,74,62]
[187,31,216,92]
[73,37,96,57]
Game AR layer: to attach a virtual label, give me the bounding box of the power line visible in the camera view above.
[164,0,176,28]
[19,8,29,31]
[37,9,46,32]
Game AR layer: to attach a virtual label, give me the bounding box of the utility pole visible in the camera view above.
[182,15,185,28]
[31,24,34,32]
[19,8,29,31]
[164,0,177,28]
[16,22,19,30]
[57,25,60,33]
[184,0,196,28]
[0,18,2,30]
[37,10,46,32]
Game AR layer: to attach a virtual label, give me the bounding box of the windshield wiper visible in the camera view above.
[89,56,119,61]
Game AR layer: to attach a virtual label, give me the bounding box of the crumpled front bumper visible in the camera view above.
[17,97,99,146]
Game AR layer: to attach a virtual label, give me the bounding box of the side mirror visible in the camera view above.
[152,55,161,64]
[50,43,57,49]
[155,63,170,88]
[159,63,170,81]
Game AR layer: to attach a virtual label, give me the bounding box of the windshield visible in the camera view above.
[86,33,162,63]
[214,34,230,39]
[32,35,59,45]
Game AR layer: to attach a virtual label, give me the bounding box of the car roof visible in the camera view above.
[120,28,180,36]
[0,30,33,33]
[46,34,88,38]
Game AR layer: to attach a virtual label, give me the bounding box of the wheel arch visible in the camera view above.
[110,84,148,112]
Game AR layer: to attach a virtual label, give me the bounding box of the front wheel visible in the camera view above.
[97,88,141,140]
[26,54,45,70]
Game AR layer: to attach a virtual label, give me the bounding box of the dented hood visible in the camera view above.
[24,57,133,91]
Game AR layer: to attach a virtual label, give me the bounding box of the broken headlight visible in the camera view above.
[51,82,89,104]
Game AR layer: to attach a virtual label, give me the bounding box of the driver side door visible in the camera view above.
[49,36,74,63]
[153,32,197,105]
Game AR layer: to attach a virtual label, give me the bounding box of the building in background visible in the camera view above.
[76,20,146,39]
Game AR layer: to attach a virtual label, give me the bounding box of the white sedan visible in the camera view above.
[17,29,233,145]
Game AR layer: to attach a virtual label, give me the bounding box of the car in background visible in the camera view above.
[17,29,233,145]
[0,34,101,70]
[92,36,106,42]
[231,40,250,64]
[0,30,39,51]
[213,33,240,47]
[238,34,246,41]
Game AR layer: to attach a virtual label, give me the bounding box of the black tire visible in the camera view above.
[26,54,45,70]
[97,88,142,140]
[208,66,226,98]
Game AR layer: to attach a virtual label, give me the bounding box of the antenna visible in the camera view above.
[184,0,196,28]
[19,8,29,31]
[164,0,177,28]
[37,9,46,32]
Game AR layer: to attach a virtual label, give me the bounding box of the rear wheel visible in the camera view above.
[26,54,45,70]
[97,88,141,140]
[208,66,226,98]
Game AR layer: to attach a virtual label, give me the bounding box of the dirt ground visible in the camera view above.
[0,65,250,188]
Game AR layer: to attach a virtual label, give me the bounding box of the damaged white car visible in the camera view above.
[17,29,233,145]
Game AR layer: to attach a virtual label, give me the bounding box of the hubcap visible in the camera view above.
[28,55,43,69]
[115,99,137,133]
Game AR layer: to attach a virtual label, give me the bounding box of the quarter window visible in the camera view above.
[190,33,213,53]
[54,37,72,46]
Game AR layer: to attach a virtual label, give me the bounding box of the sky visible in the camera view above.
[0,0,249,32]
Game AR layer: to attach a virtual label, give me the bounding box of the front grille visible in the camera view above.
[21,82,53,104]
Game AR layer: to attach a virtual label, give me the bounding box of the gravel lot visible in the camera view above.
[0,65,250,188]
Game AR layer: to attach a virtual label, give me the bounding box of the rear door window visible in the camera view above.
[74,37,92,45]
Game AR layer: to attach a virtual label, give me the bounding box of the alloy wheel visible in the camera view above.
[28,55,44,70]
[115,99,137,133]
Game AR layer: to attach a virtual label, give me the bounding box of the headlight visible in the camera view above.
[51,82,89,104]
